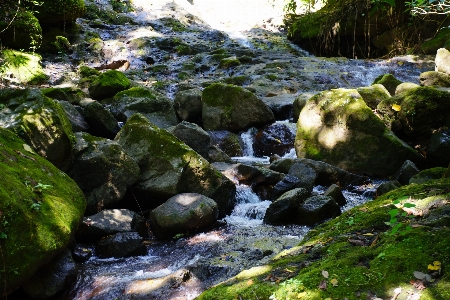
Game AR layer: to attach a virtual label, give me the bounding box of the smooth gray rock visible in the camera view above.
[174,88,203,124]
[167,121,211,158]
[264,188,310,225]
[375,180,401,198]
[296,195,341,226]
[96,232,145,258]
[288,162,317,194]
[150,193,218,239]
[83,101,121,139]
[427,130,450,167]
[58,100,90,132]
[324,184,346,206]
[395,160,420,185]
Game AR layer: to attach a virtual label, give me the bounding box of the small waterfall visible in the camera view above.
[223,185,271,226]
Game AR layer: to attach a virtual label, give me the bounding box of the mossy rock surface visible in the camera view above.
[372,74,402,96]
[198,177,450,300]
[377,86,450,140]
[0,50,48,85]
[0,128,86,297]
[88,70,131,100]
[202,83,275,132]
[0,88,75,172]
[115,114,235,216]
[41,86,87,105]
[295,88,423,177]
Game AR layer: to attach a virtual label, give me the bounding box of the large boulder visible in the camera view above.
[115,114,236,216]
[0,88,74,171]
[149,193,219,239]
[88,70,131,100]
[254,123,295,157]
[68,132,140,214]
[427,130,450,167]
[167,121,211,158]
[76,209,139,242]
[0,50,48,84]
[202,83,275,132]
[295,89,424,177]
[83,101,121,139]
[435,48,450,75]
[0,128,85,297]
[208,130,243,157]
[174,88,203,124]
[419,71,450,87]
[263,188,310,225]
[22,249,76,299]
[377,86,450,140]
[356,84,391,109]
[372,74,402,96]
[58,100,90,132]
[96,232,145,258]
[296,195,341,226]
[111,87,178,129]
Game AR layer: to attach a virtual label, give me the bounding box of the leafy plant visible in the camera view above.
[385,196,416,235]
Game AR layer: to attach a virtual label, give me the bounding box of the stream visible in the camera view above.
[29,0,435,299]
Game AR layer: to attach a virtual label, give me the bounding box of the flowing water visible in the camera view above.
[33,1,434,298]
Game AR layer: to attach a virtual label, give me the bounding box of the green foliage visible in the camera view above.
[385,197,416,235]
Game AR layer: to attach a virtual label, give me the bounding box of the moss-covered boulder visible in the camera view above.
[83,101,121,139]
[174,88,203,124]
[377,86,450,140]
[356,84,391,109]
[68,132,140,214]
[0,88,75,171]
[202,83,275,132]
[111,87,177,129]
[419,71,450,87]
[0,128,85,297]
[150,193,219,239]
[295,88,424,177]
[372,74,402,96]
[115,114,236,216]
[197,177,450,300]
[41,86,87,105]
[409,167,447,184]
[34,0,85,24]
[88,70,131,100]
[0,50,48,85]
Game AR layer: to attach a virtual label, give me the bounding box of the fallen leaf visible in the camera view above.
[322,270,329,278]
[330,278,338,287]
[398,61,404,66]
[392,104,402,112]
[23,144,34,153]
[362,233,374,236]
[246,279,253,286]
[319,280,327,290]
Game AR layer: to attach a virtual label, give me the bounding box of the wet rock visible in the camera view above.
[357,84,391,109]
[167,121,211,158]
[76,209,139,242]
[96,232,145,258]
[324,184,346,206]
[377,86,450,140]
[271,174,303,199]
[264,188,310,225]
[72,245,93,263]
[270,158,367,187]
[131,213,150,239]
[58,100,90,132]
[42,86,87,105]
[174,88,203,124]
[208,130,243,157]
[235,164,285,199]
[395,160,420,185]
[409,167,447,184]
[88,70,131,100]
[68,132,139,214]
[0,88,74,171]
[111,87,178,129]
[427,130,450,167]
[0,128,85,297]
[296,195,341,226]
[22,249,76,299]
[296,89,424,177]
[260,94,296,120]
[202,83,275,132]
[150,193,218,239]
[435,48,450,75]
[115,114,236,216]
[395,82,419,95]
[288,162,317,193]
[375,180,401,198]
[208,145,233,163]
[254,123,295,158]
[372,74,401,96]
[83,101,121,139]
[419,71,450,87]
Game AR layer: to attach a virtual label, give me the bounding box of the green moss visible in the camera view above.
[266,73,278,81]
[372,74,402,96]
[35,0,85,24]
[160,17,188,32]
[114,87,157,100]
[175,44,193,55]
[199,178,450,299]
[41,86,86,104]
[88,70,131,100]
[0,10,42,50]
[79,66,100,78]
[0,50,48,84]
[83,3,133,25]
[177,71,191,80]
[223,76,250,86]
[0,128,85,295]
[219,57,241,68]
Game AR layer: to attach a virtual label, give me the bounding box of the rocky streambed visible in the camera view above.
[4,0,450,300]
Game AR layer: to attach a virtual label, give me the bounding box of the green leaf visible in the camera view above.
[389,209,399,217]
[403,203,416,208]
[389,217,398,224]
[0,233,7,239]
[401,212,407,217]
